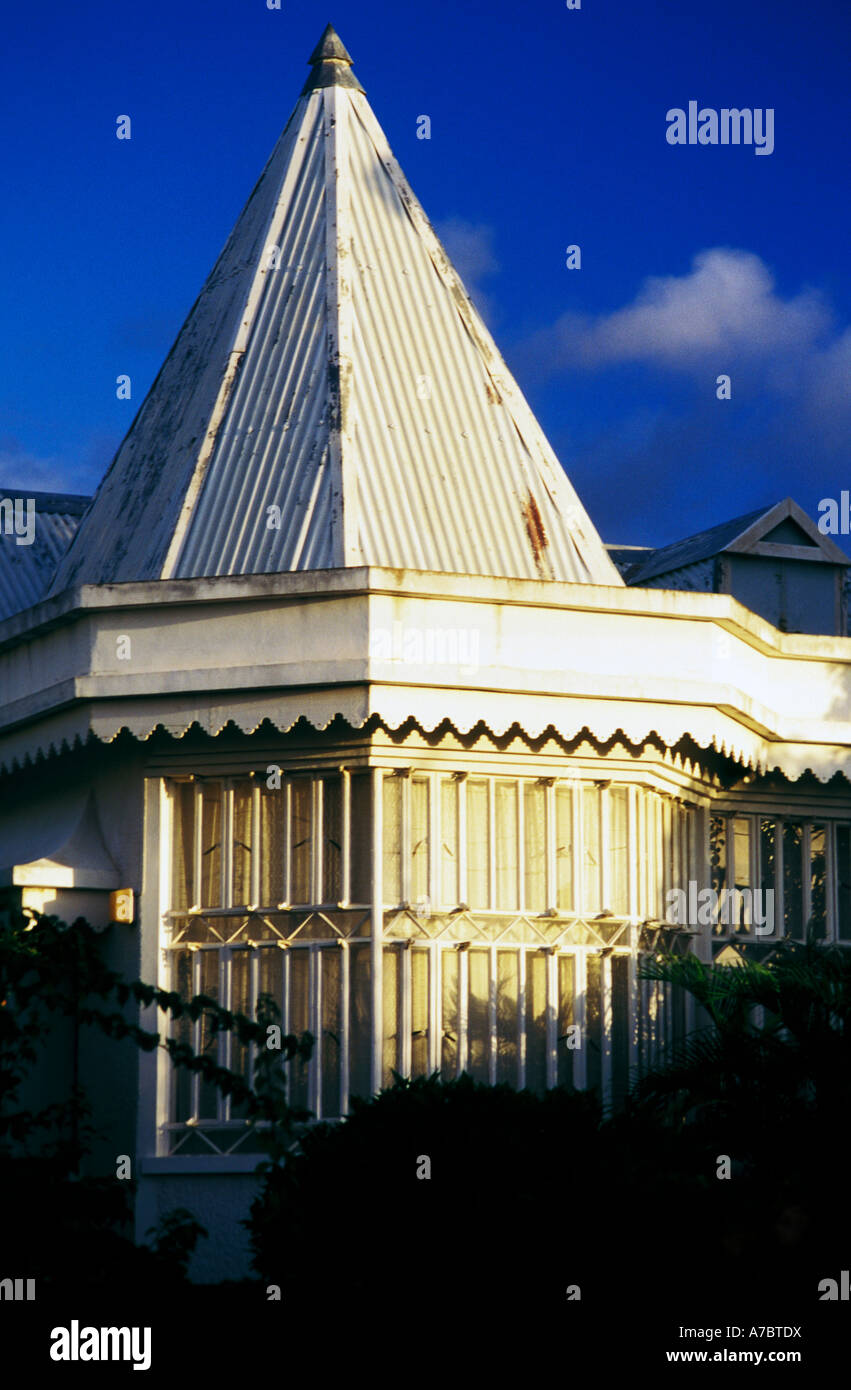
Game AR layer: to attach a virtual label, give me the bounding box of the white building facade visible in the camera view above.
[2,27,851,1280]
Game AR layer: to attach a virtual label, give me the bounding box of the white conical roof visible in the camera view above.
[50,26,622,592]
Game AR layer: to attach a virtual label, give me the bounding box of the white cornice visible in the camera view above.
[1,570,851,781]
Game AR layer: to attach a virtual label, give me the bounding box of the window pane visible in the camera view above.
[585,953,602,1095]
[290,780,312,904]
[441,949,459,1080]
[733,818,751,884]
[611,955,630,1109]
[655,797,665,921]
[230,949,252,1118]
[760,819,775,894]
[382,776,403,906]
[170,783,194,911]
[676,810,684,898]
[289,950,310,1111]
[411,777,429,907]
[200,783,223,908]
[583,786,601,915]
[837,825,851,942]
[254,947,285,1134]
[350,773,372,903]
[524,783,546,913]
[496,950,518,1085]
[732,817,752,932]
[526,951,547,1096]
[466,781,489,910]
[760,819,777,938]
[556,787,573,912]
[609,787,629,916]
[645,795,658,920]
[809,824,826,940]
[710,815,727,935]
[382,946,401,1085]
[258,948,283,1027]
[681,811,695,895]
[260,789,284,906]
[467,950,489,1081]
[349,944,372,1100]
[232,781,253,907]
[495,783,518,911]
[323,777,343,904]
[661,798,673,910]
[557,955,576,1090]
[783,823,803,939]
[411,949,430,1077]
[321,948,342,1117]
[173,950,193,1121]
[198,950,220,1117]
[440,780,459,907]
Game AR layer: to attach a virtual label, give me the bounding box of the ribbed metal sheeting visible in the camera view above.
[346,95,615,584]
[0,510,80,620]
[174,95,335,577]
[48,102,316,592]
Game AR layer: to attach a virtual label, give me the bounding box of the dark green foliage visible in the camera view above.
[629,939,851,1291]
[245,938,851,1322]
[145,1208,209,1280]
[5,899,849,1321]
[0,906,311,1294]
[245,1071,737,1317]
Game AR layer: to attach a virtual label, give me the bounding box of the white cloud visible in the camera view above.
[528,249,832,371]
[514,248,850,460]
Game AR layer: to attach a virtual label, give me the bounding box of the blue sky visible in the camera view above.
[1,0,848,548]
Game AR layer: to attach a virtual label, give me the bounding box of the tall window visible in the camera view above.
[555,785,573,912]
[381,940,630,1099]
[164,772,373,1152]
[609,787,629,917]
[163,769,711,1151]
[524,782,547,913]
[582,786,601,915]
[382,772,647,919]
[467,780,489,909]
[710,814,850,943]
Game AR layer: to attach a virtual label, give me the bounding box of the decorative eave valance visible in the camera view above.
[2,568,851,783]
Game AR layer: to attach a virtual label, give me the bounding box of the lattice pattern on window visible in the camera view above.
[166,939,372,1153]
[164,772,374,1153]
[162,770,701,1151]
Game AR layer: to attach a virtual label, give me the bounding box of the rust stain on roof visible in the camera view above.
[521,491,549,575]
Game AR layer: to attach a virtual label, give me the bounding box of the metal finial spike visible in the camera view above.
[308,23,354,67]
[302,24,365,95]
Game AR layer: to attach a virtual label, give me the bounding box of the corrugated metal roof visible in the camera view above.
[624,508,770,583]
[0,490,88,620]
[624,500,847,585]
[49,27,622,594]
